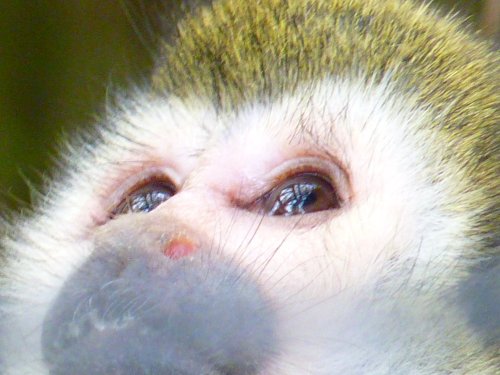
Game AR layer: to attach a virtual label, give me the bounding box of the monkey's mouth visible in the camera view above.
[41,249,276,375]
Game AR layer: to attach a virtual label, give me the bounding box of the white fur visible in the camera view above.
[1,77,478,374]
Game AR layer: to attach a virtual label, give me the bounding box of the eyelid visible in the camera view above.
[263,157,350,203]
[235,156,351,210]
[102,166,181,216]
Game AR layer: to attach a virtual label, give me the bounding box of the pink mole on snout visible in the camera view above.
[163,236,197,259]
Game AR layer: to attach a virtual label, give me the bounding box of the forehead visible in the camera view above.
[110,78,415,169]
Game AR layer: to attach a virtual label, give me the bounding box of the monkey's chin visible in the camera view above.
[41,250,277,375]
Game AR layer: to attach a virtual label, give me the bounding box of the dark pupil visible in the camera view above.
[270,183,319,216]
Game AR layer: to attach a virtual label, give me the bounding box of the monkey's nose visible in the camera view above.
[41,243,276,375]
[163,235,197,259]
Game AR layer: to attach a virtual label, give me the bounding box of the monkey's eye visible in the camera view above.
[261,173,341,216]
[111,180,176,217]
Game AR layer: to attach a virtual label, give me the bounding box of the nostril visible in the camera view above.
[163,236,197,259]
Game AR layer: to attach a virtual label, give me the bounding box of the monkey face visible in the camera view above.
[1,0,498,374]
[2,81,490,374]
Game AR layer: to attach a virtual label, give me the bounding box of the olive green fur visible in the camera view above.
[153,0,498,253]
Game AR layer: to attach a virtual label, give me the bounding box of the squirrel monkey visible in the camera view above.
[1,0,498,374]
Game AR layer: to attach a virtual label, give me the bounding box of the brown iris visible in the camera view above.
[260,173,341,216]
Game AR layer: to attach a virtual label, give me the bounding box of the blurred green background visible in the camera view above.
[0,0,495,210]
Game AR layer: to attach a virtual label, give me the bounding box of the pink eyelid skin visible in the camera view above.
[97,143,352,225]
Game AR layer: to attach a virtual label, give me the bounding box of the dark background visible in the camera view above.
[0,0,497,210]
